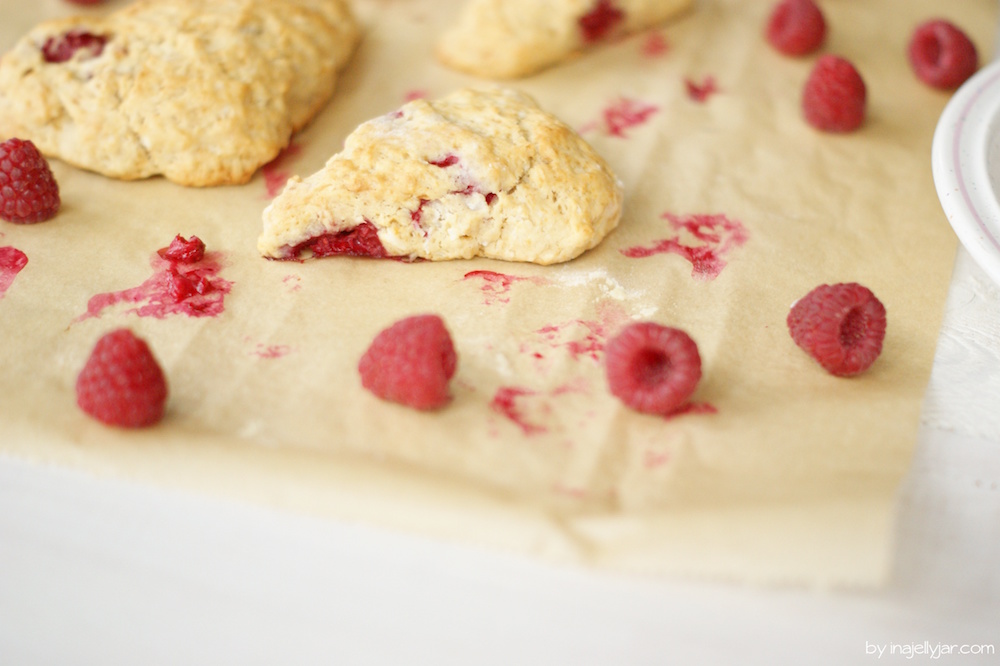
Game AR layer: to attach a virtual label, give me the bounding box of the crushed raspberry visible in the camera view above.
[787,282,886,377]
[293,221,389,259]
[579,0,625,43]
[765,0,826,57]
[802,55,866,132]
[158,234,206,263]
[908,20,978,90]
[76,328,169,428]
[0,138,60,224]
[358,314,458,410]
[604,322,702,416]
[41,30,107,64]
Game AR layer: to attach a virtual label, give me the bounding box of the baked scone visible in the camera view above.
[257,87,624,265]
[436,0,693,79]
[0,0,359,187]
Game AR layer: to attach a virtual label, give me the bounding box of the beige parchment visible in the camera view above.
[1,0,994,588]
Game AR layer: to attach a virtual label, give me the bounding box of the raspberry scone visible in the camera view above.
[436,0,693,79]
[0,0,359,187]
[257,88,624,265]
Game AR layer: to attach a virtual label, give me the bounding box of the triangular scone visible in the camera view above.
[258,88,624,265]
[0,0,359,187]
[436,0,693,79]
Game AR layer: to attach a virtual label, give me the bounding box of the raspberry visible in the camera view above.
[765,0,827,56]
[0,138,61,224]
[76,329,169,428]
[802,55,866,132]
[158,234,206,263]
[604,322,702,416]
[358,314,458,410]
[41,30,107,64]
[787,282,886,377]
[908,20,978,90]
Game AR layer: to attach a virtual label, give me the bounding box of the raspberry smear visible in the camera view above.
[621,213,748,280]
[490,386,548,436]
[0,246,28,299]
[598,97,659,138]
[463,270,547,306]
[261,143,303,199]
[78,236,231,321]
[685,76,719,103]
[579,0,625,43]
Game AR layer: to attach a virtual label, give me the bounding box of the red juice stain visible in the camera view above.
[463,270,547,305]
[579,0,625,43]
[490,386,548,436]
[282,274,302,292]
[535,300,629,361]
[643,449,671,469]
[620,213,748,280]
[601,97,659,138]
[78,235,232,321]
[252,343,291,359]
[685,76,719,103]
[262,142,303,198]
[0,246,28,299]
[403,89,428,103]
[641,32,670,57]
[665,401,717,419]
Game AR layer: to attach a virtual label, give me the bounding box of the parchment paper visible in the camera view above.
[2,0,994,588]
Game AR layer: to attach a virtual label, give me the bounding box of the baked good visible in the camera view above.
[436,0,693,79]
[0,0,360,187]
[257,87,623,265]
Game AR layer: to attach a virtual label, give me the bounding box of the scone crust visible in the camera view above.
[258,87,624,265]
[436,0,693,79]
[0,0,360,186]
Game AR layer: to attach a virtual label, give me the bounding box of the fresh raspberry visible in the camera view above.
[358,314,457,410]
[604,322,702,416]
[0,138,61,224]
[787,283,886,377]
[158,234,206,263]
[76,329,169,428]
[765,0,827,56]
[908,20,978,90]
[802,55,866,132]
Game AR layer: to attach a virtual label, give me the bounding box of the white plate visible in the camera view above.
[932,59,1000,287]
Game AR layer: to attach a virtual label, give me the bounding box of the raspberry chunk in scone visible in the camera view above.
[604,322,702,416]
[0,138,60,224]
[358,315,458,410]
[76,329,169,427]
[786,282,886,377]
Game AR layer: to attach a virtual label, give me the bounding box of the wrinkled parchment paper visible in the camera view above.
[2,0,995,588]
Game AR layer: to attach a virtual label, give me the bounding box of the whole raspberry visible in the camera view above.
[765,0,827,57]
[0,138,61,224]
[76,329,169,427]
[787,282,886,377]
[802,55,867,132]
[908,19,978,90]
[358,314,457,410]
[604,322,702,416]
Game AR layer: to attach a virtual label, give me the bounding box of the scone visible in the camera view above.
[257,87,623,266]
[436,0,693,79]
[0,0,360,187]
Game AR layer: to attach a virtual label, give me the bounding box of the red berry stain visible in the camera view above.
[579,0,625,43]
[641,32,670,57]
[490,386,548,436]
[78,236,232,321]
[535,300,629,361]
[0,246,28,299]
[282,274,302,291]
[666,401,717,419]
[252,343,291,359]
[643,449,671,469]
[463,270,547,305]
[621,213,748,280]
[600,97,659,138]
[285,221,391,260]
[42,30,107,63]
[403,89,427,103]
[262,143,303,198]
[428,154,460,168]
[685,76,719,103]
